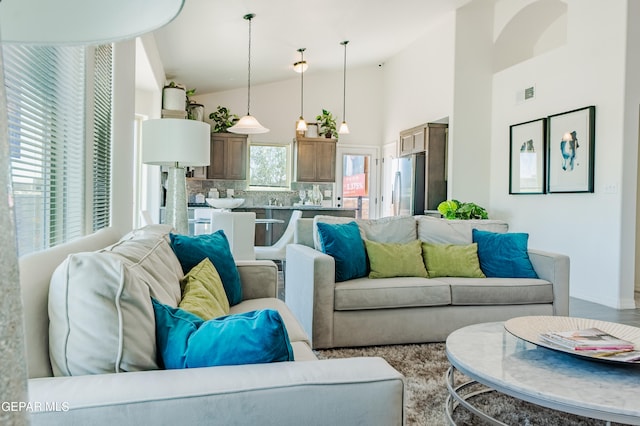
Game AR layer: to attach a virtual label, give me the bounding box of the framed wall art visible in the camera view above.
[509,118,546,194]
[547,106,595,193]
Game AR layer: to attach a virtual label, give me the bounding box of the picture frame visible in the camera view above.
[304,123,318,138]
[547,106,595,193]
[509,118,546,194]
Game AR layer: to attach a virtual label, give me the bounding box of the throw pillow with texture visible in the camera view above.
[179,258,230,320]
[421,242,485,278]
[316,221,367,282]
[364,239,428,279]
[152,299,294,369]
[170,231,242,306]
[472,229,538,278]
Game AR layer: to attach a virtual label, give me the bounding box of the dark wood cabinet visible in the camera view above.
[294,136,337,182]
[207,133,247,180]
[399,122,448,211]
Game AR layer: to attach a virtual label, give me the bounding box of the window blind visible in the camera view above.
[92,44,113,231]
[5,43,113,257]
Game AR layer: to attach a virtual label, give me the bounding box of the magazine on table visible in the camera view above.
[539,327,635,351]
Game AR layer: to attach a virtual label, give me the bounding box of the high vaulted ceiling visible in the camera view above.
[151,0,469,95]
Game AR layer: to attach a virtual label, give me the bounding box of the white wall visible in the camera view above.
[381,12,455,147]
[193,65,384,147]
[489,0,635,308]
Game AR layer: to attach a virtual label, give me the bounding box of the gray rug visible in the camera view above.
[316,343,625,425]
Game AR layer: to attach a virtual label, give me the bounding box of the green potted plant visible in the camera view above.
[208,105,239,133]
[437,199,488,220]
[315,109,337,139]
[162,81,186,111]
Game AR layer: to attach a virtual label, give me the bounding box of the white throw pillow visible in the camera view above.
[48,227,184,376]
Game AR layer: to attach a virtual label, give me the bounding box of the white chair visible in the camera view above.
[255,210,303,265]
[210,211,256,261]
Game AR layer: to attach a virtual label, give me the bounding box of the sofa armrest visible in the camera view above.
[528,249,570,316]
[28,358,404,426]
[236,260,279,300]
[285,244,336,349]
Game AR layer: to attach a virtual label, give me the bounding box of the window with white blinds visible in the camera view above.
[5,44,113,256]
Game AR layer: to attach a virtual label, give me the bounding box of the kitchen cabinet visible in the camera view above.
[294,136,337,182]
[207,132,247,180]
[399,122,448,210]
[399,125,426,156]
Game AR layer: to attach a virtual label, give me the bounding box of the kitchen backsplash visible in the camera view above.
[185,179,334,207]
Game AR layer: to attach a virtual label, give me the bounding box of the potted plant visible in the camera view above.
[315,109,337,139]
[437,199,488,220]
[208,105,239,133]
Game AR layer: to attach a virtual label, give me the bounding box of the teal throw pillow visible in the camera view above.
[472,229,538,278]
[316,221,367,282]
[170,231,242,306]
[152,299,294,369]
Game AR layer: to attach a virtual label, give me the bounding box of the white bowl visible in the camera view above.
[205,198,244,209]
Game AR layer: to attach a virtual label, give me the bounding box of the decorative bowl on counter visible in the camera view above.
[205,198,244,209]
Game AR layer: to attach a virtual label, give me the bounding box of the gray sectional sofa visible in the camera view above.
[286,215,570,349]
[19,224,404,425]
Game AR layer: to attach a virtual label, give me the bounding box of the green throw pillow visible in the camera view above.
[421,242,485,278]
[364,239,428,279]
[179,258,230,320]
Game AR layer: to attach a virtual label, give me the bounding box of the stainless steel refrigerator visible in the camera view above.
[392,153,426,216]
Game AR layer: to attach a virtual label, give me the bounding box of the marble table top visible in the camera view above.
[446,321,640,425]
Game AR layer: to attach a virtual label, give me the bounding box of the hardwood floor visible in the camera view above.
[570,292,640,327]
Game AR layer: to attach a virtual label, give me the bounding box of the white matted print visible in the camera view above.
[509,118,546,194]
[547,106,595,193]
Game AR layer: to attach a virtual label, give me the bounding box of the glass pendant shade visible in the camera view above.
[296,117,308,132]
[339,121,350,134]
[229,114,269,134]
[295,48,307,133]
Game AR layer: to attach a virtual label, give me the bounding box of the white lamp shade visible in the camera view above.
[228,115,269,134]
[142,119,210,166]
[0,0,185,45]
[339,121,350,134]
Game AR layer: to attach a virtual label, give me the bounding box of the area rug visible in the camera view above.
[316,343,624,425]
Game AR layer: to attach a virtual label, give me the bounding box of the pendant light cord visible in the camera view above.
[299,48,305,118]
[244,13,254,115]
[341,41,349,122]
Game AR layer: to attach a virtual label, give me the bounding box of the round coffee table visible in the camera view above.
[445,321,640,425]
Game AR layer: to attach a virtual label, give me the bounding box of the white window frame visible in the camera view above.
[248,141,292,191]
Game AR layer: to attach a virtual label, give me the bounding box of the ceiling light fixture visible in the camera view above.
[295,48,308,132]
[293,60,308,73]
[228,13,269,134]
[339,40,350,134]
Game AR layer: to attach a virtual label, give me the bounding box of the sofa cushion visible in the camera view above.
[179,258,230,320]
[312,215,417,250]
[421,242,485,278]
[317,221,368,282]
[334,276,451,310]
[48,228,184,376]
[440,277,554,305]
[472,229,538,278]
[170,231,243,305]
[364,239,428,279]
[417,216,508,245]
[152,300,294,369]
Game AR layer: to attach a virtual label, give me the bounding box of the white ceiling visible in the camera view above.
[151,0,469,95]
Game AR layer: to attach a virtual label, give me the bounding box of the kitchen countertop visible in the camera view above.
[187,203,355,211]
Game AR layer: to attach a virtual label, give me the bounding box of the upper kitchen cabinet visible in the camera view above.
[207,133,247,180]
[399,125,426,156]
[294,136,337,182]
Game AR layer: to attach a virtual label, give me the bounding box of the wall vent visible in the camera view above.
[516,84,536,104]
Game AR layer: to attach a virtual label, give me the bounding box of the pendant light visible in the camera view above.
[228,13,269,134]
[338,40,350,134]
[295,48,308,132]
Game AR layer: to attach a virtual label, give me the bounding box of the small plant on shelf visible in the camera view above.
[315,109,338,139]
[437,200,488,220]
[208,105,239,133]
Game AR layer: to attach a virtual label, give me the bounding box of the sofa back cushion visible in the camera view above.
[417,216,508,245]
[48,226,184,376]
[312,215,417,250]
